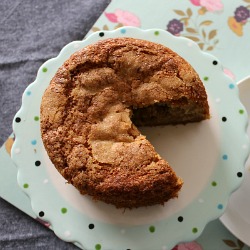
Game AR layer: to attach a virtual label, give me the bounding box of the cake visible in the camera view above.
[40,37,209,208]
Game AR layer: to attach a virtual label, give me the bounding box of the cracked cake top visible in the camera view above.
[40,37,209,208]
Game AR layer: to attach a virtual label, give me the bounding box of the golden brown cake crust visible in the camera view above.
[40,37,209,208]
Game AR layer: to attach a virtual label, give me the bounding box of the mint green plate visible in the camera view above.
[220,76,250,247]
[12,27,249,250]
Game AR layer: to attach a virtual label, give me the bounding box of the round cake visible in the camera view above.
[40,37,209,208]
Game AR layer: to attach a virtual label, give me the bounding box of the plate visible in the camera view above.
[220,76,250,247]
[11,27,249,250]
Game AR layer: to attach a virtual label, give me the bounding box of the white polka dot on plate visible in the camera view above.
[120,229,126,235]
[198,198,204,203]
[215,98,221,103]
[14,148,21,154]
[43,179,49,184]
[73,43,80,49]
[64,230,71,237]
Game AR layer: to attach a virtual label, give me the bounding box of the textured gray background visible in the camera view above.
[0,0,110,249]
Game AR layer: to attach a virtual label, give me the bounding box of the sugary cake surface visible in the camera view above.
[40,37,209,208]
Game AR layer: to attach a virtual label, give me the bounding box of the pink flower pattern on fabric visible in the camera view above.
[190,0,223,12]
[115,9,140,27]
[190,0,201,6]
[200,0,223,12]
[105,9,140,27]
[104,12,118,23]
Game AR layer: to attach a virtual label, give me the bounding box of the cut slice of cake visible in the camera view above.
[40,37,209,208]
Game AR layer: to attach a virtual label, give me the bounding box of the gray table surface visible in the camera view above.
[0,0,111,249]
